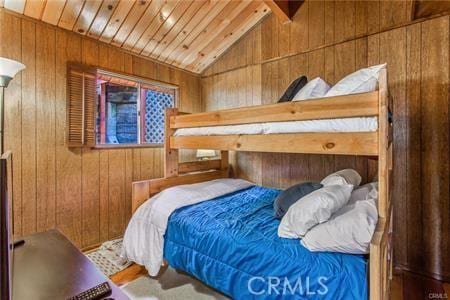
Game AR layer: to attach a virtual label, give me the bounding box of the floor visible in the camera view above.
[111,264,450,299]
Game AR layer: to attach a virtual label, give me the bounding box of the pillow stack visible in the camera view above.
[283,63,386,103]
[277,169,378,254]
[301,183,378,254]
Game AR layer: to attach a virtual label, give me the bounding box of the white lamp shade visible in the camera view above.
[196,149,216,159]
[0,57,26,78]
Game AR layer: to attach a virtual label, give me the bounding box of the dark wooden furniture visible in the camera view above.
[12,229,129,300]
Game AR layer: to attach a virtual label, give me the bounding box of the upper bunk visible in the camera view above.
[166,68,391,157]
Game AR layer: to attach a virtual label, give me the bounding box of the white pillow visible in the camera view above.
[278,184,353,238]
[321,169,361,187]
[292,77,330,101]
[301,183,379,254]
[325,63,387,97]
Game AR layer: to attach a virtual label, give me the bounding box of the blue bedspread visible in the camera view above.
[163,186,368,299]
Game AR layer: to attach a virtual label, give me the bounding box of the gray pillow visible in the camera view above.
[278,76,308,103]
[274,182,323,219]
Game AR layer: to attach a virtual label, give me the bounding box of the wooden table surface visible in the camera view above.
[12,229,129,300]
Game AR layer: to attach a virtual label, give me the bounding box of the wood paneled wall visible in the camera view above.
[202,1,450,281]
[0,9,202,249]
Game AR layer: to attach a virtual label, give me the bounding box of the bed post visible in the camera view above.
[165,108,179,177]
[370,68,393,300]
[220,151,229,171]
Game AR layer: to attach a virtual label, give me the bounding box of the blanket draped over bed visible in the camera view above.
[123,180,368,299]
[122,178,254,276]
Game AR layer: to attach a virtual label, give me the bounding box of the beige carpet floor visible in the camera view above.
[121,266,229,300]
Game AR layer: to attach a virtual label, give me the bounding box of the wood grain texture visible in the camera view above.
[171,91,378,128]
[201,2,450,281]
[171,132,378,156]
[2,0,272,73]
[0,10,202,249]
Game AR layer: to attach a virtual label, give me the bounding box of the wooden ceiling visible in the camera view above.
[1,0,271,73]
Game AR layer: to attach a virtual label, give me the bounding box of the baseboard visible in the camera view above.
[395,264,450,283]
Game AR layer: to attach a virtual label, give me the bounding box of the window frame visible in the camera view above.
[94,69,179,149]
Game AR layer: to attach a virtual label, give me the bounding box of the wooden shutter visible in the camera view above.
[66,63,97,147]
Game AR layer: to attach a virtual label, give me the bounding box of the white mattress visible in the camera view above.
[174,117,378,136]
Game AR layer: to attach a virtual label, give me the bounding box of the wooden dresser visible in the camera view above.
[12,229,129,300]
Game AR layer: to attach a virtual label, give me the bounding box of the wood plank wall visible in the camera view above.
[202,1,450,281]
[0,9,202,249]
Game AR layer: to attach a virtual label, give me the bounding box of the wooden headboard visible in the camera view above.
[131,157,229,213]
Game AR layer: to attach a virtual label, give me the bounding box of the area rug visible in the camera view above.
[121,267,229,300]
[85,238,131,276]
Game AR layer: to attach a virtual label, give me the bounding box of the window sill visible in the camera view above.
[93,143,163,150]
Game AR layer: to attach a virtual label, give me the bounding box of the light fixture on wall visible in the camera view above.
[0,58,25,155]
[196,149,217,161]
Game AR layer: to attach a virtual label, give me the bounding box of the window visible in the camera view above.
[96,71,176,146]
[66,63,177,148]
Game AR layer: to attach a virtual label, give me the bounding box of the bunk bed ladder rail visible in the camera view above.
[370,68,393,300]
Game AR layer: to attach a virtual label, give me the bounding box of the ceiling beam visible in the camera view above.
[412,0,450,20]
[264,0,304,24]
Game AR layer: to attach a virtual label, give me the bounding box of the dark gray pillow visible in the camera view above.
[278,76,308,103]
[274,182,323,219]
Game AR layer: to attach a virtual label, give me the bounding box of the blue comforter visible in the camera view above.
[163,186,368,299]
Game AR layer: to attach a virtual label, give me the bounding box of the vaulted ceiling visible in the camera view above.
[1,0,272,73]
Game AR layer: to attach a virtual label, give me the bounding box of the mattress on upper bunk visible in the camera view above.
[163,185,368,300]
[173,117,378,136]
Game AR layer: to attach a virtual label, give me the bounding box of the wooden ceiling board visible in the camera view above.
[168,0,246,66]
[157,0,227,63]
[4,0,26,14]
[175,0,254,69]
[73,0,103,35]
[188,1,268,71]
[3,0,273,73]
[140,0,194,56]
[120,0,165,50]
[110,0,151,47]
[87,0,120,39]
[99,0,135,43]
[132,0,178,53]
[147,0,206,59]
[41,0,66,25]
[24,0,47,19]
[58,0,85,30]
[191,3,270,72]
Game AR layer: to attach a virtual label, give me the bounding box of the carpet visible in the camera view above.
[121,266,229,300]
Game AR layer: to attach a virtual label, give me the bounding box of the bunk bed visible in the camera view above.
[129,69,393,300]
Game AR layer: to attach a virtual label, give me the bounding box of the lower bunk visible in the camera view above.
[124,179,373,299]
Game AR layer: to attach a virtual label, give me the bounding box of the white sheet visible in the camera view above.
[174,117,378,136]
[121,178,254,276]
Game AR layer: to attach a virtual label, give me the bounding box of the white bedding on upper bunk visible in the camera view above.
[173,117,378,136]
[121,178,254,276]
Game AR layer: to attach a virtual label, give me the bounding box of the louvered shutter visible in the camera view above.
[66,63,97,147]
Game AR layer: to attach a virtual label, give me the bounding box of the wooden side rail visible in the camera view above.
[131,169,230,213]
[170,91,379,129]
[179,159,222,174]
[171,132,378,156]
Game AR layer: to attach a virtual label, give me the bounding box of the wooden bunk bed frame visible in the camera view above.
[132,69,393,300]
